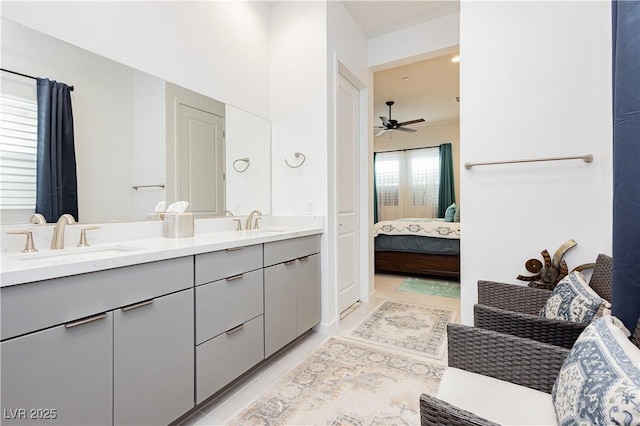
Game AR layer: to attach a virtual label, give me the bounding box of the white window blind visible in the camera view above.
[375,147,440,221]
[0,95,38,210]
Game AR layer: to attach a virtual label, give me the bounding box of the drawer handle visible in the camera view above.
[121,299,155,312]
[284,259,297,266]
[226,323,245,335]
[226,274,244,282]
[226,247,244,251]
[65,313,108,329]
[299,255,310,261]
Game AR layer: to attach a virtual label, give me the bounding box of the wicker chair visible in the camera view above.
[419,323,570,426]
[474,253,612,348]
[419,321,640,426]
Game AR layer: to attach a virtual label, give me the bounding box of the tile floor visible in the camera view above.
[177,273,461,426]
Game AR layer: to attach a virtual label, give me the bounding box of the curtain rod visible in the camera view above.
[1,68,74,91]
[375,144,444,154]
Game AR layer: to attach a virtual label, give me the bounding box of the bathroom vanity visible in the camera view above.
[0,222,322,425]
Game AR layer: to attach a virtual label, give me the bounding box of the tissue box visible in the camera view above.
[163,213,194,238]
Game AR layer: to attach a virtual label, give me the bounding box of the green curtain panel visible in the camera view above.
[373,152,379,223]
[437,143,455,218]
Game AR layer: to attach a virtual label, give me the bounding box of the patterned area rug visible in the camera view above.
[349,301,455,360]
[398,277,461,298]
[227,337,443,426]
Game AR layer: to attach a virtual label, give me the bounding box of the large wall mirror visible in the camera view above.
[0,18,271,224]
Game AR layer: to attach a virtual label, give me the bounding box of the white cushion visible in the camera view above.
[437,367,557,426]
[552,315,640,425]
[539,271,609,323]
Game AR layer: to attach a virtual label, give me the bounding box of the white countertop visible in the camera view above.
[0,226,322,287]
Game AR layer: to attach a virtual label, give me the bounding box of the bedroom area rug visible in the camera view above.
[348,300,455,360]
[227,337,444,426]
[397,277,461,298]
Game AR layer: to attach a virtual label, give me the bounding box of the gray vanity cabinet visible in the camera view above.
[296,253,321,334]
[263,260,298,357]
[0,257,194,426]
[194,245,265,404]
[0,312,113,426]
[264,235,321,357]
[113,288,194,426]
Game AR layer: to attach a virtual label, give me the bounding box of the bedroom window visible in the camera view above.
[375,147,440,220]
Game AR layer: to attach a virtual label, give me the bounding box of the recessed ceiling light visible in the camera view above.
[451,55,460,63]
[402,76,410,81]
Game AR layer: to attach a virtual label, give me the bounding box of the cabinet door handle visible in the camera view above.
[226,247,244,251]
[225,323,245,335]
[121,299,155,312]
[65,313,108,329]
[284,259,297,266]
[226,274,244,282]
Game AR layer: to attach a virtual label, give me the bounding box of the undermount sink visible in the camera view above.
[242,228,289,236]
[12,245,144,261]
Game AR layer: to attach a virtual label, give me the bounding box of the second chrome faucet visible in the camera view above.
[245,210,262,230]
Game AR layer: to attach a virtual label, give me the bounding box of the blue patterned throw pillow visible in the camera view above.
[539,271,608,323]
[552,316,640,425]
[444,203,456,222]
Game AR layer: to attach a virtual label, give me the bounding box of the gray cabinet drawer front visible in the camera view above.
[264,235,320,267]
[1,257,193,340]
[196,315,264,404]
[196,269,263,344]
[1,312,113,426]
[195,244,263,285]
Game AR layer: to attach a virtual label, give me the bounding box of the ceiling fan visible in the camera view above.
[374,101,425,136]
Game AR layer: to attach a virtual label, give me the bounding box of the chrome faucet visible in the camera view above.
[51,214,76,249]
[245,210,262,230]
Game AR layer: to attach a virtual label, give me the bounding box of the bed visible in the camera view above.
[374,218,460,279]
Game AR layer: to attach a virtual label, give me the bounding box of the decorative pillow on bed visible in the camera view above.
[552,315,640,425]
[444,203,457,222]
[538,271,609,323]
[453,205,460,222]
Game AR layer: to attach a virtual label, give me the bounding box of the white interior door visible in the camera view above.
[337,73,360,314]
[176,104,224,217]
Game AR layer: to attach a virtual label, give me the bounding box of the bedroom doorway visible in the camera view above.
[336,72,361,315]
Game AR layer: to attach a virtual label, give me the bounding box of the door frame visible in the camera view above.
[330,59,371,323]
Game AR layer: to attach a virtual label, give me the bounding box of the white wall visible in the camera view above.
[269,2,327,217]
[326,1,373,326]
[368,13,460,71]
[374,121,461,206]
[459,1,613,324]
[1,1,271,119]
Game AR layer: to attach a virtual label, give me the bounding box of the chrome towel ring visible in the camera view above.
[285,152,306,168]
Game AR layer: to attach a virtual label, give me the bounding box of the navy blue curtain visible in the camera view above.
[437,143,455,218]
[611,1,640,332]
[36,78,78,223]
[373,152,379,223]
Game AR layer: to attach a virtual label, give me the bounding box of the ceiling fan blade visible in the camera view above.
[380,116,392,127]
[395,127,418,133]
[397,118,425,126]
[375,129,389,136]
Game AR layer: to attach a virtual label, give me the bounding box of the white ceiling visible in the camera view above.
[341,1,460,129]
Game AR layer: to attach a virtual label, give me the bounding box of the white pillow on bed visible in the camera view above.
[453,205,460,222]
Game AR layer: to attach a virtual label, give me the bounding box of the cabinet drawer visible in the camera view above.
[196,315,264,404]
[195,269,263,344]
[195,244,262,285]
[263,235,320,267]
[1,257,193,341]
